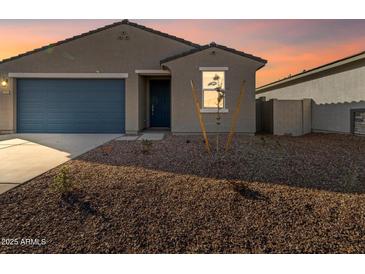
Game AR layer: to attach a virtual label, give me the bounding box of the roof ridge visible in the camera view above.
[125,20,200,48]
[0,20,200,65]
[211,42,267,63]
[160,42,267,65]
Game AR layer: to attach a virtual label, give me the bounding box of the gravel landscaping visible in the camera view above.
[0,133,364,253]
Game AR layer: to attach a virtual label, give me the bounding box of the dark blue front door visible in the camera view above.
[17,79,125,133]
[150,80,171,127]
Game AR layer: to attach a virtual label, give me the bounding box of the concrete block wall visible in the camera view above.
[273,99,311,136]
[256,97,312,136]
[255,59,365,134]
[302,99,312,134]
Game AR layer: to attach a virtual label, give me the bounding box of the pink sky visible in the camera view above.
[0,19,364,87]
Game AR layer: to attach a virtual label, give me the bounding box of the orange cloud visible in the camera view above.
[256,36,365,86]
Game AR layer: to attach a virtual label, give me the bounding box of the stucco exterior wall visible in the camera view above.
[0,23,195,133]
[256,59,365,133]
[0,78,15,133]
[164,48,262,134]
[138,76,147,130]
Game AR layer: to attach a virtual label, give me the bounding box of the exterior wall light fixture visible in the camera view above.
[1,79,8,87]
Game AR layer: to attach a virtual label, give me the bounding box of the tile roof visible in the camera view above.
[160,42,267,65]
[0,19,200,65]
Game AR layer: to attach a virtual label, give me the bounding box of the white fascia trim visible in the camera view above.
[199,67,229,71]
[200,108,229,113]
[135,70,171,75]
[8,73,129,79]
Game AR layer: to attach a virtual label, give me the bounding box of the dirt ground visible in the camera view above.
[0,133,364,253]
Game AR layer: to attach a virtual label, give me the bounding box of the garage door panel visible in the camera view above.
[17,123,47,133]
[17,79,125,133]
[46,102,123,111]
[18,105,45,112]
[44,123,121,133]
[46,112,122,120]
[18,114,45,121]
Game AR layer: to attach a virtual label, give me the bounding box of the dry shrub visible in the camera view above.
[141,140,153,154]
[51,166,74,195]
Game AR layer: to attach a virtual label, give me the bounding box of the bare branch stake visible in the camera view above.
[190,80,212,155]
[225,80,246,151]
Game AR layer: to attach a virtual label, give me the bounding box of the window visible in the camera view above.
[202,71,226,109]
[351,109,365,135]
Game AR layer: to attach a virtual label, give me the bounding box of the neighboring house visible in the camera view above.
[256,51,365,135]
[0,20,266,135]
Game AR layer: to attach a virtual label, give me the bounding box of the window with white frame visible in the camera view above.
[202,71,226,109]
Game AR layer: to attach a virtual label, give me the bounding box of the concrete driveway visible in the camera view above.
[0,134,122,194]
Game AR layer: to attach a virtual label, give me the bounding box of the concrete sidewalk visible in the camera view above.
[0,134,121,194]
[116,132,165,141]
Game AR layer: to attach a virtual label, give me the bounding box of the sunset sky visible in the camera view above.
[0,19,364,87]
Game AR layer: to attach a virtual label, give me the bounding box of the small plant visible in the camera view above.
[141,139,153,154]
[51,166,74,195]
[260,136,266,146]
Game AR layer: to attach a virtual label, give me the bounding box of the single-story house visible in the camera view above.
[256,50,365,135]
[0,20,267,135]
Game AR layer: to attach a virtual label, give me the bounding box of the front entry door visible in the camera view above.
[149,80,171,127]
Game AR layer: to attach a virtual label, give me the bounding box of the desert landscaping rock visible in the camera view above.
[0,133,364,253]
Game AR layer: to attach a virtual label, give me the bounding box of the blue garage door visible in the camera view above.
[17,79,125,133]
